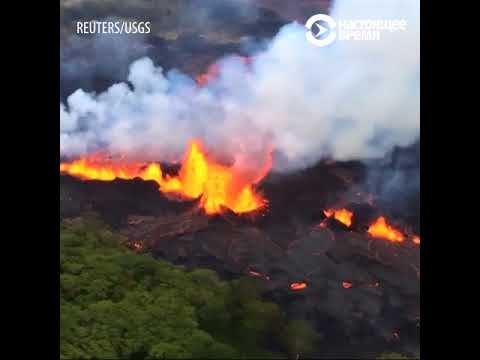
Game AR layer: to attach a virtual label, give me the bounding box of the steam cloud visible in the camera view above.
[60,0,420,172]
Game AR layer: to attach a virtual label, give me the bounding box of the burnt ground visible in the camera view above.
[60,159,420,358]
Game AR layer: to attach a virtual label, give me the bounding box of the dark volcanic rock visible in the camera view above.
[60,157,419,357]
[60,175,196,227]
[116,207,419,357]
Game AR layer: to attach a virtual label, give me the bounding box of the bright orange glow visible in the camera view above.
[196,63,220,87]
[60,140,271,215]
[290,282,308,291]
[59,154,148,181]
[412,236,420,245]
[323,209,333,217]
[367,217,404,243]
[323,208,353,227]
[196,56,252,87]
[342,281,353,289]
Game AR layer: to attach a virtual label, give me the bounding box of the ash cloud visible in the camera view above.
[59,1,281,100]
[60,0,420,172]
[60,29,151,100]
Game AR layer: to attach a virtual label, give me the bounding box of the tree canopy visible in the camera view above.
[60,213,318,359]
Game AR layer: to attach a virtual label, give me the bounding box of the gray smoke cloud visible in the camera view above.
[60,0,420,172]
[60,24,151,100]
[364,141,420,229]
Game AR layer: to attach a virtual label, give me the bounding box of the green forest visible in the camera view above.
[60,213,318,359]
[60,213,415,359]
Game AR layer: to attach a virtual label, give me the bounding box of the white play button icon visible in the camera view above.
[314,22,329,38]
[305,14,337,47]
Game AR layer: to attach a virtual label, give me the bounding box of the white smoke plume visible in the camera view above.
[60,0,420,172]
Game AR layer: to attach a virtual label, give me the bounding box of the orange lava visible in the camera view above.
[323,210,333,217]
[342,281,353,289]
[196,63,220,87]
[290,282,308,291]
[367,216,404,243]
[323,208,353,227]
[59,153,146,181]
[412,235,420,245]
[196,56,251,87]
[60,140,271,215]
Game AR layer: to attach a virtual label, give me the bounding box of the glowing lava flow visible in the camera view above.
[290,282,308,291]
[196,56,252,87]
[367,216,404,243]
[59,154,147,181]
[60,140,271,215]
[323,208,353,227]
[196,63,220,87]
[412,236,420,245]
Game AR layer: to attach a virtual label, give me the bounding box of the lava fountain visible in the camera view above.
[60,140,272,215]
[367,216,404,243]
[323,208,353,227]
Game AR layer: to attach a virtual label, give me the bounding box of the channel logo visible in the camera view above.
[305,14,337,47]
[305,14,409,47]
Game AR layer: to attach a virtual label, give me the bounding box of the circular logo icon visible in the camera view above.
[305,14,337,47]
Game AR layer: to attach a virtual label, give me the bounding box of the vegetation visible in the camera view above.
[60,213,318,359]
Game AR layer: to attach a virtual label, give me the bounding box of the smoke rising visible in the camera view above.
[60,28,151,100]
[365,141,420,229]
[60,0,420,172]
